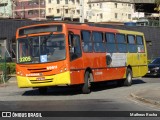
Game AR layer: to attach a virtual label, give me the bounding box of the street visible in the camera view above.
[0,77,160,120]
[0,77,159,111]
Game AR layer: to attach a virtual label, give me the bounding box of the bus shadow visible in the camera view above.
[22,79,146,96]
[22,86,82,96]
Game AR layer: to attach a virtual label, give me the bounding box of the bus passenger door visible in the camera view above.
[137,36,148,76]
[68,30,84,84]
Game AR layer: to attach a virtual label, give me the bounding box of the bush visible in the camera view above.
[7,62,16,74]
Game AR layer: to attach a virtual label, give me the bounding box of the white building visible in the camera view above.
[46,0,89,22]
[45,0,135,23]
[87,0,135,22]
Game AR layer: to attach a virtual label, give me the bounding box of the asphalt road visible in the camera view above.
[0,77,160,119]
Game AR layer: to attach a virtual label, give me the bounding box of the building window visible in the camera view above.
[77,10,80,14]
[49,8,51,13]
[89,4,91,9]
[65,0,68,4]
[115,3,117,8]
[77,0,80,4]
[57,9,60,13]
[115,13,118,18]
[65,9,68,14]
[100,13,103,19]
[48,0,51,4]
[100,3,102,8]
[71,0,75,4]
[128,14,131,19]
[57,0,60,4]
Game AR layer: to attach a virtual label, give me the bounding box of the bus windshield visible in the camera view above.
[17,34,66,64]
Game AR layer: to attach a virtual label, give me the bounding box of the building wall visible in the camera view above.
[0,0,12,18]
[46,0,89,21]
[87,1,134,22]
[13,0,46,20]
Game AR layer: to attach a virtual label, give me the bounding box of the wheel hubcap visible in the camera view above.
[128,73,131,82]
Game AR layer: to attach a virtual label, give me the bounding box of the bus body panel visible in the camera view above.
[17,71,71,88]
[16,23,148,90]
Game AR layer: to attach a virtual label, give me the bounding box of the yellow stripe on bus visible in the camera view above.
[17,71,71,88]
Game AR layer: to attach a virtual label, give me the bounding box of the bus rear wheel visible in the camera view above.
[124,68,132,86]
[38,87,47,95]
[82,71,91,94]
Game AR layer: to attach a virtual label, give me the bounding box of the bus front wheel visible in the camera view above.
[124,68,132,86]
[82,71,91,94]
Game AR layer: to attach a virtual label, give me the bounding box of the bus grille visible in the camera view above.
[30,78,53,84]
[27,68,52,73]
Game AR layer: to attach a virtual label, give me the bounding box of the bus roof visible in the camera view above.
[17,22,144,36]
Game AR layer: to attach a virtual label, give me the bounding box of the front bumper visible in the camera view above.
[17,71,71,88]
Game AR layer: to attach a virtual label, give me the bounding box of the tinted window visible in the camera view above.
[128,35,135,44]
[116,34,127,53]
[106,33,115,43]
[136,36,145,53]
[128,35,137,53]
[137,36,143,45]
[81,31,93,52]
[116,34,126,43]
[106,33,117,53]
[93,32,105,52]
[81,31,91,42]
[69,35,82,61]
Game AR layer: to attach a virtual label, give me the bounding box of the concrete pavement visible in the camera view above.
[1,76,160,108]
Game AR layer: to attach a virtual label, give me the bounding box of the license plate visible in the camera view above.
[36,77,45,81]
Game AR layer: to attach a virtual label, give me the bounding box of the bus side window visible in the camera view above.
[69,34,82,61]
[136,36,145,53]
[116,34,127,53]
[127,35,137,53]
[105,33,117,53]
[92,31,105,52]
[81,30,92,52]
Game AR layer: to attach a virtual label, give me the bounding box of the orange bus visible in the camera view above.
[16,23,148,94]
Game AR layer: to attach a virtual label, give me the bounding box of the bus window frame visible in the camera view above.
[92,31,106,53]
[68,34,82,61]
[105,32,117,53]
[127,34,137,53]
[116,33,127,53]
[81,30,93,53]
[136,35,145,53]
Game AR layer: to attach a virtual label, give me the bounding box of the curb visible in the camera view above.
[130,93,160,107]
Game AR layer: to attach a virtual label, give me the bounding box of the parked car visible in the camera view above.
[146,57,160,77]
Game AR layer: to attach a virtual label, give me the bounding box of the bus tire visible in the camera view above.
[38,87,47,95]
[124,68,132,86]
[82,71,91,94]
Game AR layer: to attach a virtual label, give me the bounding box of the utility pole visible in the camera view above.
[39,0,40,21]
[80,0,84,23]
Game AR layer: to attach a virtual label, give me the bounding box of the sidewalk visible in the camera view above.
[130,87,160,107]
